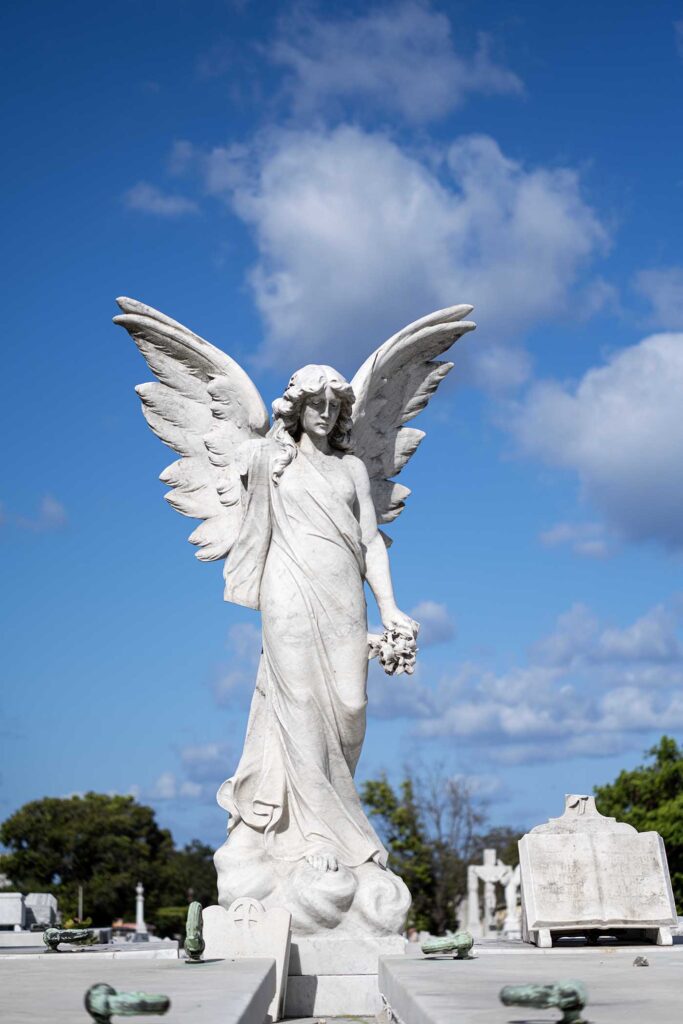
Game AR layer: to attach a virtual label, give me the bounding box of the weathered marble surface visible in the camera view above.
[24,893,58,929]
[202,900,291,1021]
[115,297,475,937]
[0,893,25,929]
[520,795,677,947]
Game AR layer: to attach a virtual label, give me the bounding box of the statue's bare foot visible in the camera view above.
[305,847,339,872]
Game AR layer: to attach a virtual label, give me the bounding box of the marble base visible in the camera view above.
[285,934,407,1016]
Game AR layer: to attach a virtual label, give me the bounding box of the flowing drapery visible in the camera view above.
[219,440,388,869]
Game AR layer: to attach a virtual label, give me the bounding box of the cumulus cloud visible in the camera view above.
[676,19,683,59]
[271,2,522,123]
[213,622,261,707]
[539,521,610,559]
[511,332,683,548]
[3,494,69,532]
[202,126,604,374]
[411,600,456,646]
[150,771,203,802]
[180,742,233,784]
[636,267,683,329]
[137,741,234,808]
[368,599,683,764]
[123,182,198,217]
[532,602,683,668]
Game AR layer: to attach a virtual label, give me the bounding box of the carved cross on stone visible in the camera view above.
[230,897,263,930]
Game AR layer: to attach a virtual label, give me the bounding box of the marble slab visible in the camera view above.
[202,900,291,1021]
[519,795,677,946]
[0,956,275,1024]
[0,893,25,929]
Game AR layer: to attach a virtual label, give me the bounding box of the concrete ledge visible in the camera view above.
[0,944,179,960]
[0,955,275,1024]
[285,972,382,1016]
[379,946,683,1024]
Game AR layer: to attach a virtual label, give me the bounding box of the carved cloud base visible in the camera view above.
[214,837,411,937]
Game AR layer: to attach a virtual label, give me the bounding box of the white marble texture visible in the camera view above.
[115,296,475,937]
[520,794,677,947]
[0,894,25,930]
[202,900,291,1021]
[24,893,58,928]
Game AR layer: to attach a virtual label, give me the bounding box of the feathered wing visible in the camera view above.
[351,304,475,531]
[113,297,269,569]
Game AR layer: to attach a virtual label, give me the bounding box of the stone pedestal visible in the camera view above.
[285,934,407,1016]
[202,900,291,1022]
[520,794,677,947]
[0,894,25,931]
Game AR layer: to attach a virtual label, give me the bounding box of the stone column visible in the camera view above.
[135,882,147,935]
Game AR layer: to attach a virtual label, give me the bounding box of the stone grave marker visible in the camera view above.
[25,893,58,929]
[519,794,677,947]
[202,899,291,1021]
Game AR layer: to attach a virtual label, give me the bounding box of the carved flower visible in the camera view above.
[367,628,418,676]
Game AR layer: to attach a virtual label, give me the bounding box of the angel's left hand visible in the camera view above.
[382,607,419,638]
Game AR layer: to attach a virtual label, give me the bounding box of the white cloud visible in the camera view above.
[533,602,683,668]
[675,19,683,59]
[124,182,198,217]
[205,126,604,374]
[369,598,683,765]
[180,742,232,783]
[213,622,261,707]
[410,600,456,646]
[636,267,683,329]
[511,332,683,548]
[4,494,69,532]
[539,521,610,559]
[271,3,522,123]
[130,736,237,807]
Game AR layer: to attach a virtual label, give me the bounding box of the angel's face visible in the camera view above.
[300,385,342,440]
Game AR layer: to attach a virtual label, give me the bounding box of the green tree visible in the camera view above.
[0,793,215,928]
[361,769,497,934]
[361,776,435,931]
[471,826,523,869]
[152,839,218,934]
[594,736,683,909]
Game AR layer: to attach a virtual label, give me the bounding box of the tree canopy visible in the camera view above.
[595,736,683,909]
[0,793,216,932]
[361,768,521,934]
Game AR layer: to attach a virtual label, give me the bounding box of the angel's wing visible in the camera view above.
[113,297,269,563]
[351,304,475,529]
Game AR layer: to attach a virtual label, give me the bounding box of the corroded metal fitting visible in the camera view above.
[42,927,91,951]
[183,900,205,962]
[421,930,474,959]
[84,983,170,1022]
[499,980,588,1023]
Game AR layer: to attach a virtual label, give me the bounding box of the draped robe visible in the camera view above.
[218,439,388,869]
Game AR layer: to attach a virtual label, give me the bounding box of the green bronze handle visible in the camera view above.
[85,983,170,1022]
[499,980,588,1023]
[421,930,474,959]
[42,927,91,951]
[183,901,205,962]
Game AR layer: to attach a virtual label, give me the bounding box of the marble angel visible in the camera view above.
[114,297,475,936]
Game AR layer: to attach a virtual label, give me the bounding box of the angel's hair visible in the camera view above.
[269,364,354,483]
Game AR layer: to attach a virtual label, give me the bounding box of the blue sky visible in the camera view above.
[2,0,683,849]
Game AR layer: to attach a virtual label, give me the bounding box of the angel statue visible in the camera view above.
[114,297,475,937]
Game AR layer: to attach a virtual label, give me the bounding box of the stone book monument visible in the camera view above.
[519,794,677,948]
[114,296,475,1012]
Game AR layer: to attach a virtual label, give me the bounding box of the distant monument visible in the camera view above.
[466,849,515,938]
[135,882,147,936]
